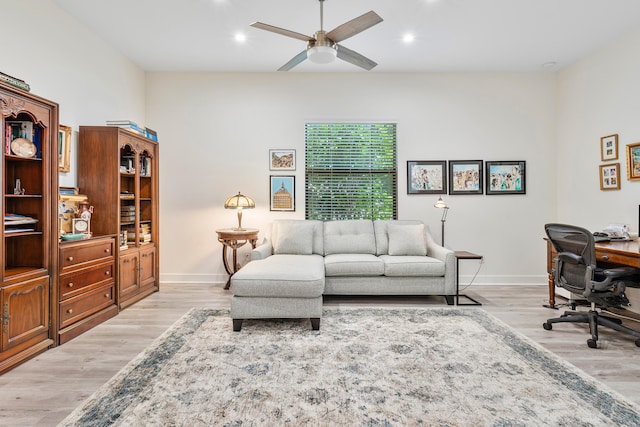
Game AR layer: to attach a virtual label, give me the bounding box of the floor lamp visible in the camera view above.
[434,196,449,246]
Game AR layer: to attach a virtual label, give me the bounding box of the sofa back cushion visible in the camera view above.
[324,220,376,255]
[271,220,324,255]
[374,220,428,256]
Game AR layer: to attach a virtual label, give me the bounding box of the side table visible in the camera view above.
[216,228,259,289]
[454,251,483,306]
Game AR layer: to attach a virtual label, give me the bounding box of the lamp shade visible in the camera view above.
[307,45,337,64]
[224,192,255,230]
[434,196,448,209]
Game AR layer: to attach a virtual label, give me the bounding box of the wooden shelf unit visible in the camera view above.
[78,126,159,309]
[0,81,58,373]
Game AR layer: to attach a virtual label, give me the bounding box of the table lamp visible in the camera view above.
[434,196,449,246]
[224,192,255,230]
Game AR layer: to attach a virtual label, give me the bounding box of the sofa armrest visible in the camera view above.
[251,238,273,261]
[425,236,456,295]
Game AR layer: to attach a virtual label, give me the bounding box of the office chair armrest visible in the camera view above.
[602,266,640,278]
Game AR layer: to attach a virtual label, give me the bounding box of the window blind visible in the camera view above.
[305,122,397,221]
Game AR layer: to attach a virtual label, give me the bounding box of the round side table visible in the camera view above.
[216,228,259,289]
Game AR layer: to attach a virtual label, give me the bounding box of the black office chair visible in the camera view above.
[543,223,640,348]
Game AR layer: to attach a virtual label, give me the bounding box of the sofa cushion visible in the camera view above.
[387,224,427,256]
[374,220,428,255]
[324,254,384,277]
[231,254,325,297]
[271,220,323,255]
[380,255,446,277]
[324,220,376,255]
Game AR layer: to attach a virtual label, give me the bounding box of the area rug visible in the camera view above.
[59,308,640,426]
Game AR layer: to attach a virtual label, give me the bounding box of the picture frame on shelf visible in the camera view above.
[486,161,526,195]
[600,134,618,161]
[269,149,296,171]
[59,124,71,172]
[626,142,640,181]
[449,160,483,195]
[270,175,295,211]
[407,160,447,194]
[599,163,620,190]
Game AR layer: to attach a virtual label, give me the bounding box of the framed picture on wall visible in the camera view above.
[449,160,483,195]
[485,161,526,195]
[407,160,447,194]
[626,142,640,181]
[59,124,71,172]
[270,175,295,211]
[269,149,296,171]
[600,134,618,161]
[599,163,620,190]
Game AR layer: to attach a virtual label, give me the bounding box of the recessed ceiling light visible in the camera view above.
[542,61,557,70]
[235,33,247,43]
[403,33,415,44]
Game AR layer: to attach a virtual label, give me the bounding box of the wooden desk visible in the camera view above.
[216,228,259,289]
[545,239,640,309]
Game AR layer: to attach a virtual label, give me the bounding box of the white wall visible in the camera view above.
[556,26,640,232]
[1,0,146,188]
[146,72,557,284]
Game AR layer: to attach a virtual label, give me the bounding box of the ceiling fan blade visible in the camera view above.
[250,22,314,42]
[326,11,383,43]
[336,44,377,71]
[278,50,308,71]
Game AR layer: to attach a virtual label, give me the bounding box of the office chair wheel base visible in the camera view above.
[587,338,598,349]
[543,322,552,331]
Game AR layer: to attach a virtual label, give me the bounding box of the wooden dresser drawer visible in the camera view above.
[59,282,115,329]
[60,238,115,271]
[59,261,114,301]
[595,249,640,267]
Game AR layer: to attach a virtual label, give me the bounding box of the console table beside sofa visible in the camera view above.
[230,219,455,331]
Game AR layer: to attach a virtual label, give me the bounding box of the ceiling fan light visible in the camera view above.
[307,45,337,64]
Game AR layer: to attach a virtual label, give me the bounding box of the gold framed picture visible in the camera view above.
[626,142,640,181]
[59,124,71,172]
[599,163,620,190]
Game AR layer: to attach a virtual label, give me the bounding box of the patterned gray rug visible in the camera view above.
[59,308,640,426]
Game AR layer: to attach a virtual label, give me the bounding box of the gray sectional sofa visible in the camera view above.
[230,219,455,331]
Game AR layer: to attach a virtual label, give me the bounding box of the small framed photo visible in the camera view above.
[600,134,618,161]
[59,124,71,172]
[407,160,447,194]
[270,175,295,211]
[486,161,526,195]
[626,142,640,181]
[269,149,296,171]
[449,160,483,195]
[600,163,620,190]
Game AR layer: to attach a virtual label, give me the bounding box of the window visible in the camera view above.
[305,122,397,221]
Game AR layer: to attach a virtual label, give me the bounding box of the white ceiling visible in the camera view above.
[53,0,640,73]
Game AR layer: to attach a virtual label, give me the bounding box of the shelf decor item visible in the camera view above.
[269,149,296,170]
[599,163,620,190]
[407,160,447,195]
[270,175,295,211]
[600,134,618,161]
[449,160,483,195]
[485,161,526,195]
[627,142,640,181]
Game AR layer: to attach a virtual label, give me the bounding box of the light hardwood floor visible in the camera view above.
[0,283,639,426]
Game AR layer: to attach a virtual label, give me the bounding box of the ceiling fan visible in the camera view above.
[250,0,383,71]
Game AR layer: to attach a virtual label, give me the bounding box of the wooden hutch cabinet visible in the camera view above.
[78,126,159,309]
[0,82,58,373]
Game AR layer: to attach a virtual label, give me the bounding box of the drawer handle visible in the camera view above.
[105,249,110,253]
[602,255,609,261]
[67,283,74,288]
[67,256,74,262]
[105,271,110,275]
[104,293,110,298]
[67,309,73,314]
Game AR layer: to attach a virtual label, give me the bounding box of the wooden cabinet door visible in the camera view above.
[139,246,156,288]
[119,252,139,300]
[1,277,50,352]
